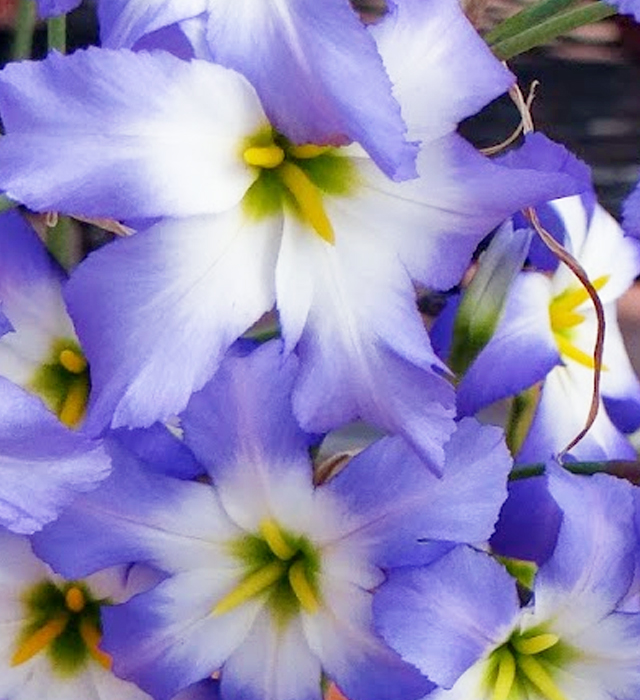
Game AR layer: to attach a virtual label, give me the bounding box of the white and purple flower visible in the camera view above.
[32,340,514,700]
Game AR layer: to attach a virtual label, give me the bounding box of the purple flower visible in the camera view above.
[32,340,514,700]
[0,29,579,466]
[95,0,416,179]
[375,464,640,699]
[0,211,89,429]
[0,526,155,700]
[457,193,640,462]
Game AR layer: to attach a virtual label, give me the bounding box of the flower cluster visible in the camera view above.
[0,0,639,699]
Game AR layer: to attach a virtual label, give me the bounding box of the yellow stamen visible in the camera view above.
[549,275,609,332]
[512,633,560,656]
[288,560,319,614]
[288,144,331,159]
[278,161,335,245]
[243,145,285,169]
[260,519,296,561]
[79,618,112,670]
[11,614,69,666]
[58,348,87,374]
[492,648,516,700]
[58,376,89,428]
[518,654,569,700]
[555,335,608,371]
[64,586,86,613]
[212,561,287,616]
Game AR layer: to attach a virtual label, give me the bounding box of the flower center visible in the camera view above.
[28,339,90,428]
[12,580,110,677]
[241,129,359,245]
[548,275,609,370]
[487,631,571,700]
[215,518,321,625]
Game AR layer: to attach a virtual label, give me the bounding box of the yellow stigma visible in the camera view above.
[65,586,86,613]
[288,560,319,614]
[59,348,87,374]
[492,648,516,700]
[278,161,335,245]
[58,377,89,428]
[243,145,285,169]
[260,519,296,560]
[512,633,560,656]
[518,654,569,700]
[288,144,332,159]
[212,560,287,617]
[11,613,69,667]
[79,618,112,670]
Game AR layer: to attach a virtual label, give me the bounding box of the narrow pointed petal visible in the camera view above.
[205,0,416,180]
[375,546,519,688]
[0,48,264,218]
[65,211,280,433]
[0,377,110,533]
[372,0,513,142]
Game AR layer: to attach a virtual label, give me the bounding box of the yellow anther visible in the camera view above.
[65,586,86,613]
[288,144,331,159]
[11,613,69,667]
[58,376,89,428]
[212,561,287,616]
[243,145,285,169]
[492,648,516,700]
[59,348,87,374]
[518,654,569,700]
[278,161,335,245]
[288,560,319,614]
[79,618,112,670]
[512,633,560,656]
[260,519,296,561]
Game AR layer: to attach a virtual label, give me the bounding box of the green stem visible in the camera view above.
[12,0,37,61]
[46,216,80,271]
[485,0,580,45]
[492,2,617,61]
[509,461,612,481]
[47,14,67,54]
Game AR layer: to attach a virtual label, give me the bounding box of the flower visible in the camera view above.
[0,2,578,467]
[95,0,416,180]
[0,526,154,700]
[0,211,89,429]
[456,192,640,461]
[375,464,640,700]
[33,340,514,700]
